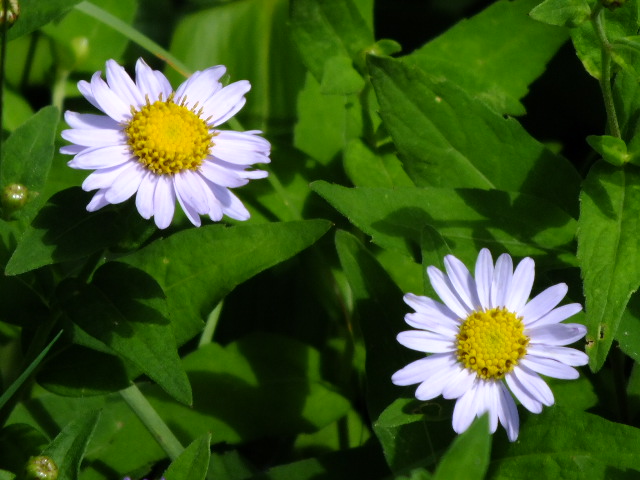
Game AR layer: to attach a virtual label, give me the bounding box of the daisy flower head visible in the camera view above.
[60,58,270,229]
[392,248,588,442]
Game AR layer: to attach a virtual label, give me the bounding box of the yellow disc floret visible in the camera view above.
[456,307,529,380]
[125,95,214,175]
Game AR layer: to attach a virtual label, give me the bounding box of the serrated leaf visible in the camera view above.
[577,161,640,371]
[290,0,374,80]
[58,262,192,405]
[320,55,365,95]
[408,0,568,115]
[164,433,211,480]
[489,407,640,478]
[122,220,332,346]
[432,415,490,480]
[41,410,101,480]
[313,182,578,269]
[368,55,581,214]
[530,0,592,27]
[343,139,414,188]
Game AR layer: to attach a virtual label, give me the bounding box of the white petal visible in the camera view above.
[68,145,132,170]
[153,176,176,229]
[78,79,100,110]
[404,312,459,337]
[520,356,579,380]
[135,58,171,101]
[175,65,226,104]
[484,380,500,432]
[397,330,456,353]
[452,380,483,434]
[491,253,513,308]
[82,163,132,191]
[427,266,470,318]
[512,365,554,406]
[208,183,250,220]
[64,111,120,130]
[86,189,110,212]
[135,171,157,220]
[496,382,519,442]
[528,323,587,346]
[200,179,223,221]
[404,293,460,325]
[444,254,481,311]
[60,144,86,155]
[391,352,456,386]
[61,128,125,148]
[526,303,582,329]
[475,248,494,310]
[105,163,145,204]
[442,366,476,400]
[203,80,251,126]
[199,161,249,188]
[90,71,132,123]
[505,371,543,413]
[106,59,145,107]
[521,283,568,325]
[175,170,209,214]
[506,257,535,313]
[526,344,588,366]
[415,364,458,401]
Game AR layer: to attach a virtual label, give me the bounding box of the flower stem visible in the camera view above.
[198,300,223,347]
[593,4,621,138]
[52,68,70,112]
[0,0,9,165]
[120,383,184,460]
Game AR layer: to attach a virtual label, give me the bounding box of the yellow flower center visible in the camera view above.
[125,95,214,175]
[456,307,529,380]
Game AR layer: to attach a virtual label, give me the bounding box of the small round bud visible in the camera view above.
[70,36,89,66]
[24,455,58,480]
[0,0,19,28]
[2,183,28,213]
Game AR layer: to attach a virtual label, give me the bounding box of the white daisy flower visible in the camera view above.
[392,248,588,442]
[60,58,270,229]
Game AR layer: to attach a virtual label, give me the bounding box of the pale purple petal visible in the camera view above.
[203,80,251,126]
[491,253,513,308]
[175,65,226,104]
[404,312,459,337]
[528,323,587,346]
[452,380,483,434]
[506,257,534,313]
[391,352,456,386]
[90,71,131,123]
[520,356,579,380]
[209,183,250,220]
[415,364,458,401]
[496,382,519,442]
[60,144,86,155]
[520,283,568,326]
[78,80,100,110]
[86,189,110,212]
[427,266,470,318]
[61,128,125,148]
[199,161,249,188]
[397,330,455,353]
[104,163,145,204]
[505,371,543,413]
[106,59,145,107]
[64,111,119,130]
[513,365,554,406]
[82,163,132,191]
[135,172,157,220]
[526,344,588,366]
[135,58,170,101]
[442,366,476,400]
[444,254,481,311]
[475,248,494,310]
[403,293,460,324]
[526,303,582,329]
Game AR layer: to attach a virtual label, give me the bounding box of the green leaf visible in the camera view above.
[313,182,578,268]
[616,288,640,362]
[290,0,374,80]
[147,333,351,444]
[367,55,581,215]
[611,36,640,80]
[577,162,640,371]
[58,262,192,405]
[42,0,138,72]
[432,415,491,480]
[571,3,639,79]
[530,0,592,27]
[320,55,365,95]
[0,105,58,221]
[41,410,101,480]
[0,424,48,474]
[586,134,631,165]
[164,433,211,480]
[168,0,305,127]
[335,230,413,419]
[122,219,331,346]
[3,87,33,132]
[407,0,568,115]
[6,0,83,41]
[489,407,640,478]
[343,139,414,188]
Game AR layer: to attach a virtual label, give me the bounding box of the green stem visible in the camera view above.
[0,0,9,165]
[120,383,184,460]
[593,4,621,138]
[52,68,70,112]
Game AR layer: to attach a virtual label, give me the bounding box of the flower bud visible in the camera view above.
[2,183,28,214]
[0,0,19,28]
[24,455,58,480]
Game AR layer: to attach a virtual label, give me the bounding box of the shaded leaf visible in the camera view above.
[368,55,581,215]
[586,134,630,166]
[577,162,640,371]
[433,415,491,480]
[6,0,82,41]
[164,433,211,480]
[122,220,332,345]
[530,0,592,27]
